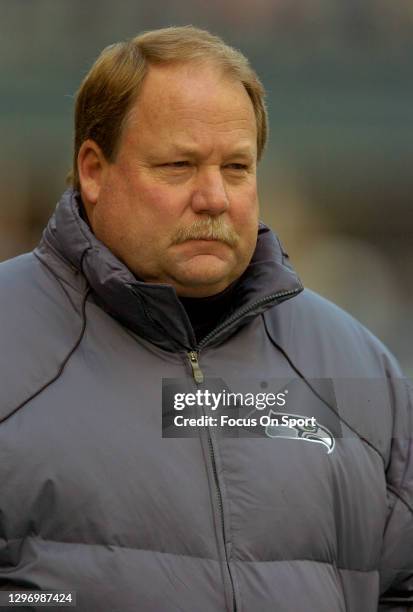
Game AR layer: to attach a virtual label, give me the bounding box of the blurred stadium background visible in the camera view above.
[1,0,412,374]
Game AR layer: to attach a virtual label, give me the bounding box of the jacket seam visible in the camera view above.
[0,288,90,425]
[262,312,387,468]
[1,536,218,562]
[395,378,413,508]
[33,250,83,310]
[386,483,413,517]
[0,536,379,572]
[237,559,378,572]
[383,376,413,531]
[36,235,79,276]
[386,370,411,487]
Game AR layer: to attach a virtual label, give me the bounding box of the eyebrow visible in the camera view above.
[166,144,256,159]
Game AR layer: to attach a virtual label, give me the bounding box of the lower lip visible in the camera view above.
[175,239,227,250]
[185,238,220,243]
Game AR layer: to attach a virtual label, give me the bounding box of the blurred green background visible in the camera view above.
[1,0,412,373]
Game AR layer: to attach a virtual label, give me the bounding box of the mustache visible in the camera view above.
[171,218,239,248]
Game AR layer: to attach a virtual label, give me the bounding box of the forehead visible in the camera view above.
[122,61,257,155]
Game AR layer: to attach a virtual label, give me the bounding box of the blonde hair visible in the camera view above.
[68,25,268,190]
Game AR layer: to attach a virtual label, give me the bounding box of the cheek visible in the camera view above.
[140,186,173,216]
[232,186,259,224]
[124,181,182,225]
[233,188,259,255]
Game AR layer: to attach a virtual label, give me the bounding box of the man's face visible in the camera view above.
[85,61,259,297]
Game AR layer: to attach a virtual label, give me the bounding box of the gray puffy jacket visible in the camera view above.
[0,189,412,611]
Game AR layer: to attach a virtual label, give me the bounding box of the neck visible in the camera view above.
[179,280,238,343]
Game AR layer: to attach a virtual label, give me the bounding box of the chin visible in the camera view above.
[176,285,230,298]
[173,272,236,298]
[169,255,247,296]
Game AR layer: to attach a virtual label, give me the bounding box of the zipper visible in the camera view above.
[186,287,302,384]
[186,351,237,611]
[196,286,302,351]
[206,429,238,612]
[187,351,204,383]
[185,286,302,611]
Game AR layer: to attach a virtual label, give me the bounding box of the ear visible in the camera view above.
[77,139,108,206]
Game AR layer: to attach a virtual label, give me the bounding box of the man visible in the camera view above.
[0,25,412,612]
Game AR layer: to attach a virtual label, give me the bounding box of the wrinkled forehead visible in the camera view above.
[121,60,257,154]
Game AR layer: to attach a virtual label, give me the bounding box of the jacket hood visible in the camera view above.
[37,188,303,352]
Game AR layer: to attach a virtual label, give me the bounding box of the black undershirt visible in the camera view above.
[179,281,238,343]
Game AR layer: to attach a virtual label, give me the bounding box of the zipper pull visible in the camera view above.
[188,351,204,384]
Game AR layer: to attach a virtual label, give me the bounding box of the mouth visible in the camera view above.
[174,237,225,245]
[171,226,239,248]
[186,237,220,242]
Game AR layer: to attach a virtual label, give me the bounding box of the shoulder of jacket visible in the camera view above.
[0,251,38,282]
[266,287,402,378]
[304,288,399,358]
[0,252,88,422]
[264,287,407,464]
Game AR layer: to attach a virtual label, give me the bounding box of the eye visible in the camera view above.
[164,161,190,168]
[225,163,249,171]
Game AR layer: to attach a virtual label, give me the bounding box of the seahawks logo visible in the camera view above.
[265,410,335,454]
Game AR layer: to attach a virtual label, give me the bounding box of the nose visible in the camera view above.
[190,168,229,216]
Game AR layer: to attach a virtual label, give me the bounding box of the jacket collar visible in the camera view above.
[37,188,303,352]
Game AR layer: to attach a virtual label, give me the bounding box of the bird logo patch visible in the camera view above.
[264,410,335,454]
